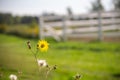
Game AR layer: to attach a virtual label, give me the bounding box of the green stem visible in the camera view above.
[45,67,54,80]
[45,69,51,80]
[31,49,41,80]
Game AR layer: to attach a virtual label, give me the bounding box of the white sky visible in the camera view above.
[0,0,113,16]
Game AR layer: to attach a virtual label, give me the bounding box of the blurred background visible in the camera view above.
[0,0,120,80]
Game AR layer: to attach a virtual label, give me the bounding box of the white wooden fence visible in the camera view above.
[38,10,120,41]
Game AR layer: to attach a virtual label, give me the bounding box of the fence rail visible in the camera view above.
[39,10,120,41]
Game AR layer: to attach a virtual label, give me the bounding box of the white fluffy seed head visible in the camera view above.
[9,74,17,80]
[37,59,47,67]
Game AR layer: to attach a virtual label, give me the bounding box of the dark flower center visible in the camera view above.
[41,44,45,48]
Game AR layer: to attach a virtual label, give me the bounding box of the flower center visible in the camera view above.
[41,44,45,48]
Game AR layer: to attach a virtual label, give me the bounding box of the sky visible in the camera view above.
[0,0,113,16]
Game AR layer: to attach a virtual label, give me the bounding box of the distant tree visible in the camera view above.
[90,0,104,12]
[113,0,120,10]
[20,16,38,24]
[14,16,21,24]
[0,13,13,24]
[67,7,73,16]
[0,13,4,24]
[29,18,38,28]
[0,13,39,25]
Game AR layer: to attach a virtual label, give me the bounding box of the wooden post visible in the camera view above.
[39,16,44,40]
[62,16,67,41]
[98,0,103,41]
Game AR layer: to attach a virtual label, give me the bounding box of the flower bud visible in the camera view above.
[74,74,81,80]
[27,40,31,49]
[53,65,57,70]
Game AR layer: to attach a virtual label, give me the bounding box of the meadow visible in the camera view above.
[0,34,120,80]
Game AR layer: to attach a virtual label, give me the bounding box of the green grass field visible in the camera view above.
[0,34,120,80]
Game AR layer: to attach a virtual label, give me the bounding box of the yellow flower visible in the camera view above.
[37,40,49,52]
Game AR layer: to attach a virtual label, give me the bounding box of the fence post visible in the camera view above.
[62,16,67,41]
[97,0,103,41]
[39,16,44,40]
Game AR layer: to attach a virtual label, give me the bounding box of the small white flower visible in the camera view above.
[37,59,47,67]
[9,74,17,80]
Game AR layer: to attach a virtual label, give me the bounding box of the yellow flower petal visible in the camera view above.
[37,40,49,52]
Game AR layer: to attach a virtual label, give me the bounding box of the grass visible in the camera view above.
[0,34,120,80]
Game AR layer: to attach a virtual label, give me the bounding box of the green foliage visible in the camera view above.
[0,13,38,25]
[14,16,21,24]
[0,34,120,80]
[0,24,39,38]
[29,21,38,28]
[0,13,13,24]
[0,24,7,33]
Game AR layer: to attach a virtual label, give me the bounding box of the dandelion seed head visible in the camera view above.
[9,74,17,80]
[37,59,48,67]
